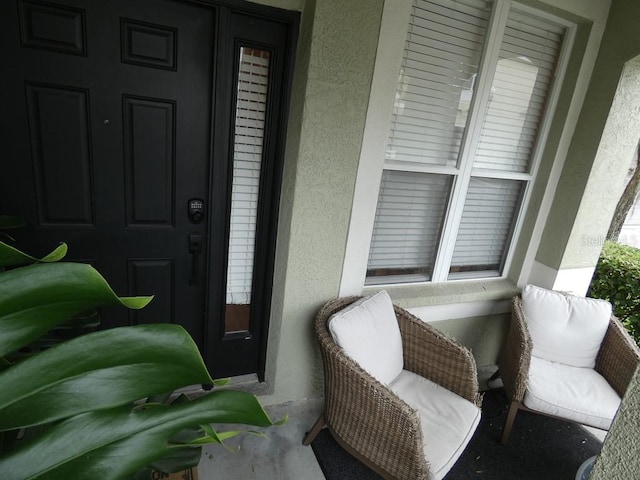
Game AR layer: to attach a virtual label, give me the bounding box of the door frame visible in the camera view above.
[194,0,299,380]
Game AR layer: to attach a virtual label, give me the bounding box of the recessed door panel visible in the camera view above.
[19,0,86,55]
[120,18,177,71]
[123,95,176,227]
[26,83,94,225]
[128,259,174,325]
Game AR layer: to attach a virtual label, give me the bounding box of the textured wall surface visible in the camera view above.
[590,365,640,480]
[260,0,640,409]
[537,0,640,270]
[430,313,510,368]
[264,0,384,404]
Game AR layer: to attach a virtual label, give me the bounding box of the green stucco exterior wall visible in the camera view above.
[590,365,640,480]
[261,0,623,405]
[536,0,640,271]
[264,0,384,404]
[431,314,510,369]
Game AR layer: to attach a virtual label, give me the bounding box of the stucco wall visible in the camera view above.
[256,0,640,410]
[537,0,640,272]
[590,365,640,480]
[264,0,384,404]
[430,314,510,369]
[262,0,618,404]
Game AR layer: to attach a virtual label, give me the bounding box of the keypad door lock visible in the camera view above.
[188,199,205,223]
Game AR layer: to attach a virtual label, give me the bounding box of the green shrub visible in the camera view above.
[589,241,640,345]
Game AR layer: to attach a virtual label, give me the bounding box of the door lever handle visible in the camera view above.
[188,234,203,286]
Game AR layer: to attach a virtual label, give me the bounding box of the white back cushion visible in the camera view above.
[328,290,403,385]
[522,284,611,368]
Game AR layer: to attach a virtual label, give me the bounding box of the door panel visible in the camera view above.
[128,259,175,326]
[25,83,94,225]
[122,95,175,227]
[18,0,87,56]
[3,0,215,348]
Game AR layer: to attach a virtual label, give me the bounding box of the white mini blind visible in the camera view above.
[385,0,492,168]
[367,171,452,283]
[473,10,565,172]
[226,47,270,305]
[449,178,523,278]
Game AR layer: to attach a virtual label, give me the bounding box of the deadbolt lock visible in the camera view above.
[188,199,205,223]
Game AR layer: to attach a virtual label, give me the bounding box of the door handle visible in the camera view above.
[188,234,203,286]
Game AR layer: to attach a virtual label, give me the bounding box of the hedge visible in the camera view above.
[589,241,640,345]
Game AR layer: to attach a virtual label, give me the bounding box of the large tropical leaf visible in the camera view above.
[0,390,280,480]
[0,324,213,430]
[0,238,282,479]
[0,240,67,267]
[0,262,151,357]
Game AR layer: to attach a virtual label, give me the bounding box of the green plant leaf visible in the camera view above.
[0,390,278,480]
[0,262,152,357]
[147,447,202,474]
[0,240,67,267]
[0,324,214,430]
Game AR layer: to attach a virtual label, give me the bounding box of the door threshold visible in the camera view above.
[218,373,272,396]
[172,373,271,398]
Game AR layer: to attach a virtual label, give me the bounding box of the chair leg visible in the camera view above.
[500,401,520,445]
[302,414,326,445]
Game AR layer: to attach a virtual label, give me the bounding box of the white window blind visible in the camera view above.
[449,178,524,279]
[226,47,270,305]
[367,171,452,284]
[367,0,568,285]
[385,0,491,168]
[473,11,565,172]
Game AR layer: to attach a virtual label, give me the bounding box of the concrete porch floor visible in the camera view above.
[195,367,607,479]
[197,397,325,479]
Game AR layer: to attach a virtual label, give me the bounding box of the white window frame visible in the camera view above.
[339,0,576,295]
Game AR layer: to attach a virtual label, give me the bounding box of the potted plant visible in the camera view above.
[0,238,283,479]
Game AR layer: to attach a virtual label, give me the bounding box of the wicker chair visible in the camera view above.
[303,295,482,480]
[498,290,640,445]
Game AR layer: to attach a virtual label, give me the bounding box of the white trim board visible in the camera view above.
[526,260,595,296]
[339,0,413,296]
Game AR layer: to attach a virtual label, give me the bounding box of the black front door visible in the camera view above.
[1,0,297,379]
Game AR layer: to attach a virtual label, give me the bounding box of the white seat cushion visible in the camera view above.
[389,370,481,480]
[328,290,403,385]
[524,356,621,430]
[522,284,611,368]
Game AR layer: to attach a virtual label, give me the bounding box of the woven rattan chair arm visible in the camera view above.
[396,306,481,407]
[596,316,640,397]
[498,296,531,403]
[315,297,429,480]
[321,342,429,480]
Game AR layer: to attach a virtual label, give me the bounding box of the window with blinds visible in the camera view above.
[366,0,569,285]
[225,47,270,333]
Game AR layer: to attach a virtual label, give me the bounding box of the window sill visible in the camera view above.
[362,278,520,321]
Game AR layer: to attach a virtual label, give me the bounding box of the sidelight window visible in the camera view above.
[225,47,270,333]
